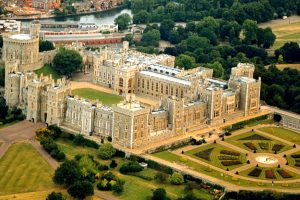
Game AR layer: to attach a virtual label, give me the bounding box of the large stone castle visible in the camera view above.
[3,28,261,149]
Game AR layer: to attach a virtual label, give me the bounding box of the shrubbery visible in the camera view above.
[119,161,144,174]
[46,192,65,200]
[73,134,99,149]
[98,143,116,160]
[169,172,184,185]
[40,138,65,161]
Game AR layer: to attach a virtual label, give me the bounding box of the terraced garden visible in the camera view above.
[226,131,292,153]
[185,143,247,170]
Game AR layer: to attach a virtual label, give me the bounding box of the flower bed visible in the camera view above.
[220,150,240,156]
[221,160,242,166]
[243,142,257,150]
[272,144,284,151]
[218,156,238,160]
[239,134,270,141]
[265,170,276,179]
[194,147,214,161]
[248,168,262,177]
[258,142,269,150]
[277,169,293,178]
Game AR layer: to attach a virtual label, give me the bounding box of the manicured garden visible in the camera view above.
[240,167,299,181]
[72,88,123,106]
[37,127,216,200]
[226,131,292,153]
[34,64,61,81]
[259,127,300,145]
[152,151,300,189]
[185,143,247,170]
[0,142,55,195]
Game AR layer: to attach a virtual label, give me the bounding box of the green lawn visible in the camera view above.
[259,127,300,145]
[72,88,123,106]
[56,138,99,160]
[34,64,61,80]
[185,143,247,170]
[0,142,55,195]
[226,131,292,153]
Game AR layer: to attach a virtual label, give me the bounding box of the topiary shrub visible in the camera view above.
[98,143,116,160]
[119,161,143,174]
[169,172,184,185]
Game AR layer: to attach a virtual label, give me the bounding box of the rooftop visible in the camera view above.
[9,34,32,40]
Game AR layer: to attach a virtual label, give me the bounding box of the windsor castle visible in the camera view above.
[2,23,261,149]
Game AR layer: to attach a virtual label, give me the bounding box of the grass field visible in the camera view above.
[185,143,247,170]
[72,88,123,106]
[34,64,61,80]
[259,16,300,50]
[226,131,292,153]
[0,142,55,195]
[258,127,300,145]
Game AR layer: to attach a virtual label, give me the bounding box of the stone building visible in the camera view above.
[3,32,262,148]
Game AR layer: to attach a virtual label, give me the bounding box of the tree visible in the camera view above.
[169,172,184,185]
[133,10,150,24]
[119,161,143,174]
[0,67,5,87]
[0,96,8,119]
[123,34,134,45]
[152,188,168,200]
[205,61,224,78]
[39,40,55,52]
[46,192,65,200]
[48,125,62,139]
[110,159,118,168]
[115,13,132,30]
[175,54,196,70]
[67,181,94,199]
[273,114,282,122]
[142,29,161,47]
[262,27,276,48]
[185,35,210,52]
[159,19,175,40]
[53,160,82,186]
[98,143,116,160]
[53,48,83,77]
[242,19,258,44]
[112,180,125,194]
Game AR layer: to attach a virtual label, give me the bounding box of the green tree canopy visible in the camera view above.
[0,96,8,119]
[0,67,5,87]
[53,48,83,77]
[39,40,55,52]
[159,19,175,40]
[169,172,184,185]
[142,29,161,47]
[204,61,224,78]
[98,143,116,160]
[175,54,196,70]
[53,160,82,186]
[67,181,94,199]
[115,13,132,30]
[46,192,65,200]
[0,35,3,48]
[152,188,169,200]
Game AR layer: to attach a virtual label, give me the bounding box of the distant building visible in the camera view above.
[17,0,61,10]
[0,20,21,33]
